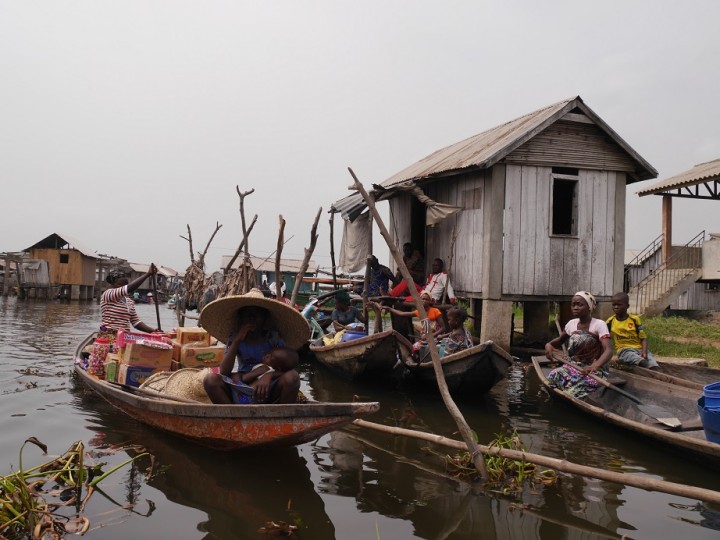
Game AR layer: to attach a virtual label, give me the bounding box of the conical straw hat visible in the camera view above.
[199,288,310,349]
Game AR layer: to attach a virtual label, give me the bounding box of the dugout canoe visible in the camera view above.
[615,361,720,392]
[406,341,514,396]
[531,356,720,467]
[74,334,379,450]
[309,329,413,380]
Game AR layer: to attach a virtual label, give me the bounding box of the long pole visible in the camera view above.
[352,419,720,504]
[348,167,488,480]
[151,272,162,332]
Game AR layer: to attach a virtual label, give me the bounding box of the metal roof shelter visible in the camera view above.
[638,158,720,262]
[332,96,658,221]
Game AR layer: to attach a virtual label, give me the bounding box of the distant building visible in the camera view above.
[24,233,97,300]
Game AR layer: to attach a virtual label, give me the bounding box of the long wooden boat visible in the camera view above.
[615,361,720,391]
[531,356,720,467]
[74,335,379,450]
[309,329,413,380]
[407,341,514,396]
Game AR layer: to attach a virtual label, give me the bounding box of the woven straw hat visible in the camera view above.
[141,368,212,404]
[199,288,310,349]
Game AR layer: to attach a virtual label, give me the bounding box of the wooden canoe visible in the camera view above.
[74,335,379,450]
[309,329,413,380]
[531,356,720,467]
[407,341,514,396]
[615,361,720,392]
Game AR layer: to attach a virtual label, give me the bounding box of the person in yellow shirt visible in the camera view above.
[606,292,660,371]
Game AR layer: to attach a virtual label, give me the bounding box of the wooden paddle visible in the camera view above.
[551,319,681,429]
[150,269,162,332]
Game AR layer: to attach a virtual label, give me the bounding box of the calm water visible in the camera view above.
[1,297,719,539]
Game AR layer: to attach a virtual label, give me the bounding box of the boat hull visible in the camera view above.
[617,361,720,391]
[309,329,413,380]
[409,341,513,396]
[75,336,379,450]
[532,356,720,467]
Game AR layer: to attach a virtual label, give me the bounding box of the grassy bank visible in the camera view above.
[643,316,720,368]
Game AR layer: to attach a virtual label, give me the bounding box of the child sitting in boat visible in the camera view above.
[223,347,299,404]
[606,292,661,371]
[437,307,474,357]
[380,292,447,362]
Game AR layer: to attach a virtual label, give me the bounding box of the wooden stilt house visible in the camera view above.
[332,96,658,349]
[24,233,98,300]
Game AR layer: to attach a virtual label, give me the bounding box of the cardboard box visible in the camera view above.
[104,353,122,383]
[116,331,171,349]
[171,339,182,362]
[180,344,225,369]
[175,327,210,346]
[117,364,162,388]
[122,342,173,370]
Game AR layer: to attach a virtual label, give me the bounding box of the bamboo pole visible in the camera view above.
[236,187,255,291]
[224,215,258,274]
[275,216,286,299]
[442,224,458,305]
[352,419,720,505]
[290,208,322,308]
[329,213,338,289]
[348,167,489,480]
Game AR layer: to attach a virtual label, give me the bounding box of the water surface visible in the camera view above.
[1,297,719,539]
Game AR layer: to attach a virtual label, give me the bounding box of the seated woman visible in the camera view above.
[544,291,613,398]
[223,347,299,404]
[200,288,310,404]
[331,290,367,333]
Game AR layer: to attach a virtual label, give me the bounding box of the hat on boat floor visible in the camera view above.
[199,288,310,349]
[141,368,212,404]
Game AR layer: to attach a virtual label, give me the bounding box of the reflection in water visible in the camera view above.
[2,297,720,539]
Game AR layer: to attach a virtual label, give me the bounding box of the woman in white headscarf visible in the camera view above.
[543,291,613,398]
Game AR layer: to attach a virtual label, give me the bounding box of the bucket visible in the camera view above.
[697,396,720,444]
[703,382,720,409]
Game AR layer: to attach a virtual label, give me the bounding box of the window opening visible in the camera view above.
[552,178,578,236]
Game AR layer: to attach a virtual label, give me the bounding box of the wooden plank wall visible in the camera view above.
[506,120,637,173]
[675,283,720,311]
[425,171,487,295]
[502,164,618,297]
[29,249,96,287]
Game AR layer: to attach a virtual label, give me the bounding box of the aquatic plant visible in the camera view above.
[0,437,148,539]
[428,431,558,495]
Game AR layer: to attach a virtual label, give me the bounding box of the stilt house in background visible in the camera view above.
[332,96,657,349]
[24,233,97,300]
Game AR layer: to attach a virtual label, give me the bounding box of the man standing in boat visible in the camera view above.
[100,264,159,333]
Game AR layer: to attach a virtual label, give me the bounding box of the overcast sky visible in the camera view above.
[1,1,718,274]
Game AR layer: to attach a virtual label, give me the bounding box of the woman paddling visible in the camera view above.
[544,291,612,398]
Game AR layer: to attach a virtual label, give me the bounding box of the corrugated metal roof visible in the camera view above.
[24,233,98,259]
[637,158,720,196]
[221,255,318,273]
[332,96,657,220]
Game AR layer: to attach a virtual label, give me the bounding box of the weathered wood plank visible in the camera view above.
[576,171,594,292]
[563,238,579,296]
[533,167,551,295]
[590,170,608,294]
[548,237,565,295]
[519,166,538,295]
[502,164,523,295]
[613,172,626,294]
